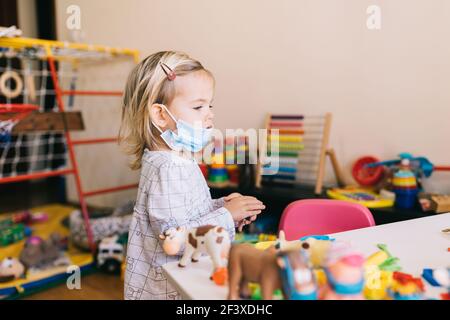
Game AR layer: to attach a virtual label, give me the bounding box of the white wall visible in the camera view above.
[54,0,450,207]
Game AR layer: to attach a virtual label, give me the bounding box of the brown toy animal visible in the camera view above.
[227,243,282,300]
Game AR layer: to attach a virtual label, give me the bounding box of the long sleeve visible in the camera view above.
[144,160,235,241]
[211,197,225,210]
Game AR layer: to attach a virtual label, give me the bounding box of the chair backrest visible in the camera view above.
[278,199,375,241]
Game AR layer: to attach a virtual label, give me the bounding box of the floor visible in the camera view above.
[23,273,124,300]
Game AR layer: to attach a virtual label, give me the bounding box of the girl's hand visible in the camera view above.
[224,196,265,222]
[237,214,257,232]
[224,193,242,202]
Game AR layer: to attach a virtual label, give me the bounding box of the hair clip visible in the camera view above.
[160,62,176,81]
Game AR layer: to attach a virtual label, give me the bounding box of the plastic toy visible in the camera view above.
[365,244,401,272]
[364,269,394,300]
[326,187,394,208]
[364,244,400,299]
[276,231,334,268]
[160,225,230,285]
[390,157,419,209]
[96,235,126,274]
[277,249,318,300]
[207,139,230,188]
[322,244,365,300]
[0,223,30,247]
[248,283,283,300]
[352,156,385,186]
[422,268,450,300]
[0,257,25,283]
[388,271,425,300]
[227,243,282,299]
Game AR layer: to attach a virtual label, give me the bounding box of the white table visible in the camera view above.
[162,214,450,299]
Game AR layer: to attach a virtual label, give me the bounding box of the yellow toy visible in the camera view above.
[276,231,333,268]
[363,244,401,299]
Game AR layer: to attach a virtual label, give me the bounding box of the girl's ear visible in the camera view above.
[150,103,169,129]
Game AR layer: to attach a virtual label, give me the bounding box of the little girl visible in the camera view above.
[120,51,265,300]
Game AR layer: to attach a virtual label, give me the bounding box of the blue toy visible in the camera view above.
[277,250,318,300]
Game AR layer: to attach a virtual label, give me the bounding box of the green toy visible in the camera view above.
[0,223,27,247]
[376,244,402,272]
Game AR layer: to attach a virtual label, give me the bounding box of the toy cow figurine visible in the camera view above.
[159,225,230,285]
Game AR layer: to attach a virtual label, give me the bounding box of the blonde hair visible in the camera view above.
[119,51,212,170]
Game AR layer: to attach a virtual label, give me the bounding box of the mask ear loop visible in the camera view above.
[151,104,178,134]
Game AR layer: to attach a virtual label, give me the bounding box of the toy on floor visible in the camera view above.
[0,223,30,247]
[277,249,318,300]
[227,243,282,299]
[19,233,68,270]
[322,244,365,300]
[422,268,450,300]
[70,208,132,251]
[160,225,230,286]
[0,257,25,283]
[96,234,126,274]
[388,271,425,300]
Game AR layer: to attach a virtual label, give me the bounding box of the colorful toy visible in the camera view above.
[96,235,126,274]
[322,244,365,300]
[422,268,450,300]
[352,156,385,186]
[388,271,425,300]
[0,223,30,247]
[365,244,401,272]
[227,243,282,299]
[160,225,230,285]
[207,139,229,188]
[0,257,25,283]
[2,211,48,225]
[364,269,394,300]
[276,231,335,268]
[390,156,419,209]
[277,249,318,300]
[248,283,284,300]
[326,187,394,208]
[364,244,400,299]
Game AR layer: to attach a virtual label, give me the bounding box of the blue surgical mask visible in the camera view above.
[152,105,213,152]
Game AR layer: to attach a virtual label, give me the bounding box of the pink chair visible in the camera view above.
[278,199,375,241]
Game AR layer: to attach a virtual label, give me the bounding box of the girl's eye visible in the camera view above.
[209,105,213,109]
[193,106,203,110]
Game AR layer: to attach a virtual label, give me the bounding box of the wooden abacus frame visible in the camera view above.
[255,112,345,195]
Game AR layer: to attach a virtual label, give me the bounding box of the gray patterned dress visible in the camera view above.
[124,150,235,300]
